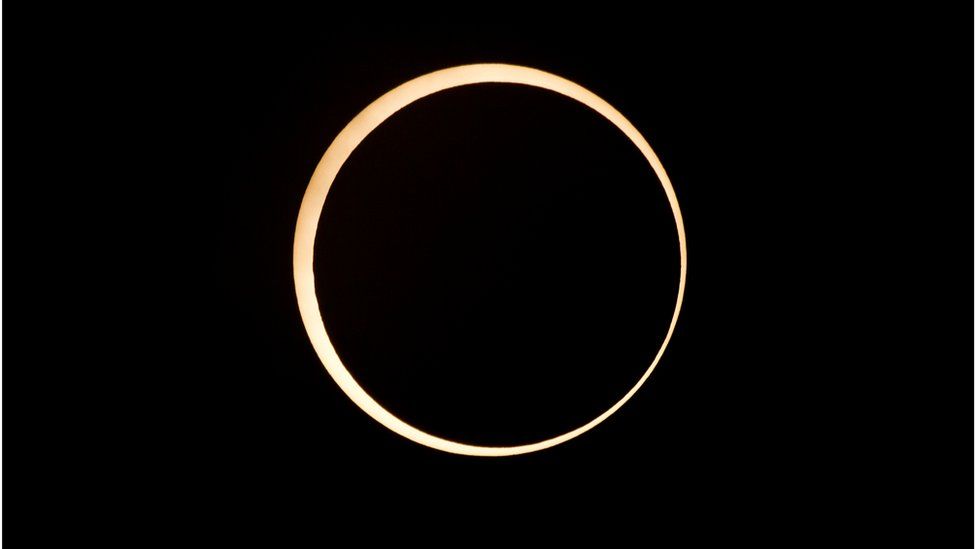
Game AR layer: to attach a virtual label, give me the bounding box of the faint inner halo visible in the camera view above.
[294,63,687,457]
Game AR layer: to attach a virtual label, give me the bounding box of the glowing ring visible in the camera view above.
[295,64,686,456]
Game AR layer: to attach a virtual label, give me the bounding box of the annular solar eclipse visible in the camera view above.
[294,64,686,456]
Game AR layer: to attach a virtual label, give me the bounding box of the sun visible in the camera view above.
[294,64,686,456]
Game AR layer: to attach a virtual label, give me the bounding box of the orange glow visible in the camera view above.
[294,64,687,456]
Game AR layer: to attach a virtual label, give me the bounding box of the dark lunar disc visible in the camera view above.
[315,83,679,446]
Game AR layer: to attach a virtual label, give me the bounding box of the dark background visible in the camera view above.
[4,6,973,541]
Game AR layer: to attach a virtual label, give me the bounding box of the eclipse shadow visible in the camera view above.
[316,83,679,447]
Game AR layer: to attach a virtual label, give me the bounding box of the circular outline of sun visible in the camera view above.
[294,64,686,456]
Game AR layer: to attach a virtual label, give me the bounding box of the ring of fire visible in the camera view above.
[294,64,686,456]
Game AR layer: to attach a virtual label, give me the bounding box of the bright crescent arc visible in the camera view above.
[294,63,687,457]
